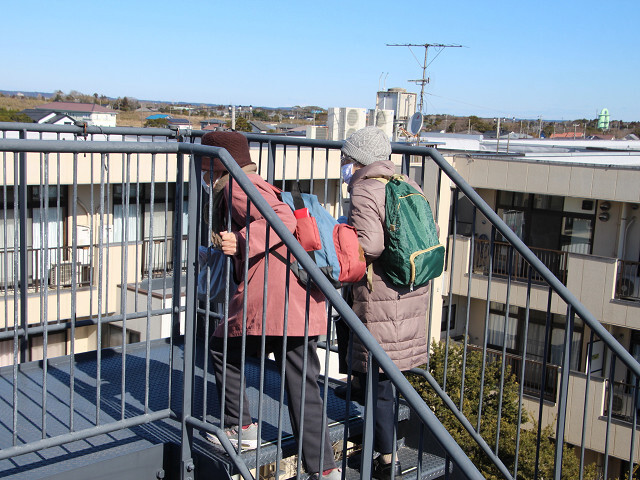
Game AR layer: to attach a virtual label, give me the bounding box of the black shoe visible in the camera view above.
[334,377,365,403]
[372,457,402,480]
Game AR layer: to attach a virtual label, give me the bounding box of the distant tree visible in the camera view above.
[112,96,138,112]
[52,90,64,102]
[144,118,169,128]
[406,341,593,480]
[252,109,270,121]
[93,93,99,104]
[0,108,33,123]
[227,116,251,132]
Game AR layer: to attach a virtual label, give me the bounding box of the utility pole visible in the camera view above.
[387,43,463,114]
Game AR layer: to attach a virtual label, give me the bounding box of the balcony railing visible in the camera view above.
[0,245,92,291]
[467,344,559,402]
[604,379,640,423]
[0,122,638,480]
[472,238,569,285]
[141,236,188,278]
[616,259,640,301]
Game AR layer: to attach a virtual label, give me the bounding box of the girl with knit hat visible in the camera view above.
[201,131,339,479]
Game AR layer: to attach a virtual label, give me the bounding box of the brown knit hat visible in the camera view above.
[201,131,254,174]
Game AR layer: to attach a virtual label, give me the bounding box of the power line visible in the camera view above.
[387,43,464,114]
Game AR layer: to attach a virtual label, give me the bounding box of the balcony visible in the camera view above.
[472,238,569,285]
[141,236,188,279]
[0,245,92,291]
[605,379,640,424]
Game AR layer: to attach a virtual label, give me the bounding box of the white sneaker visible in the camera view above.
[205,423,259,450]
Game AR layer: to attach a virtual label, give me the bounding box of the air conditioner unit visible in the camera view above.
[49,262,91,287]
[50,262,74,287]
[618,275,640,299]
[327,107,367,140]
[327,108,341,141]
[368,109,394,139]
[344,108,364,127]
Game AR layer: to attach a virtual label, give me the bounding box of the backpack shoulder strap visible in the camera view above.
[290,181,307,211]
[369,175,390,185]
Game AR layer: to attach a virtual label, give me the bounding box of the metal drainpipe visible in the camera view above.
[617,202,629,259]
[622,215,636,260]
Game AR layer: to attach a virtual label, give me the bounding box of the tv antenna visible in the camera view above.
[387,43,464,114]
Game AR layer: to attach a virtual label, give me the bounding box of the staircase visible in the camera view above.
[0,339,448,480]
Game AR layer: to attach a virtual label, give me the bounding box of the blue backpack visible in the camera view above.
[273,184,366,288]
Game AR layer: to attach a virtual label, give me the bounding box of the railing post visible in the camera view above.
[175,150,197,480]
[553,305,574,480]
[360,357,379,480]
[18,129,29,363]
[267,139,276,185]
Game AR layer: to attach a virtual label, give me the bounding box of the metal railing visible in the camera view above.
[0,245,93,291]
[473,238,569,285]
[467,344,559,402]
[141,236,188,278]
[604,380,640,424]
[0,122,638,480]
[0,128,484,480]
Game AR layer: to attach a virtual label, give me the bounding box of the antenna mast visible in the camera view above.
[387,43,463,114]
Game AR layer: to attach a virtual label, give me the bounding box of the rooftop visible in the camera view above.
[35,102,117,113]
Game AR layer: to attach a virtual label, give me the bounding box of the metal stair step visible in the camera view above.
[340,446,449,480]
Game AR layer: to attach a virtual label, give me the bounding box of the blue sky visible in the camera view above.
[4,0,639,121]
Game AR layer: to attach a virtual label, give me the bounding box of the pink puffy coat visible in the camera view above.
[347,160,431,372]
[213,173,327,338]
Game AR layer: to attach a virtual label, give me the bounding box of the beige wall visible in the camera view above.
[2,152,187,187]
[447,235,640,330]
[451,155,640,204]
[522,373,640,463]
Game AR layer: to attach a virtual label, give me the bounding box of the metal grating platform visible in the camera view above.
[0,338,396,479]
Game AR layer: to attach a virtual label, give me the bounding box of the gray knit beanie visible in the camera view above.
[341,126,391,166]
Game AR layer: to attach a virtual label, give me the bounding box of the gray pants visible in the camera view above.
[211,335,337,474]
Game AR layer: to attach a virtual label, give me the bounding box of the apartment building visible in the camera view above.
[439,146,640,475]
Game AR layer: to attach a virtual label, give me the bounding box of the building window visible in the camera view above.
[495,190,595,255]
[487,301,583,371]
[441,304,456,332]
[113,184,143,243]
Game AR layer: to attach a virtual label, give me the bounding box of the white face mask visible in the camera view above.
[341,163,354,185]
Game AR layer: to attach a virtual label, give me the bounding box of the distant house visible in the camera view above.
[249,121,276,134]
[146,114,171,120]
[200,118,227,129]
[29,102,117,127]
[282,126,307,137]
[550,132,584,139]
[21,109,75,125]
[587,134,616,140]
[166,118,191,131]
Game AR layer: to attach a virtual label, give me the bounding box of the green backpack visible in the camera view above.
[374,174,445,290]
